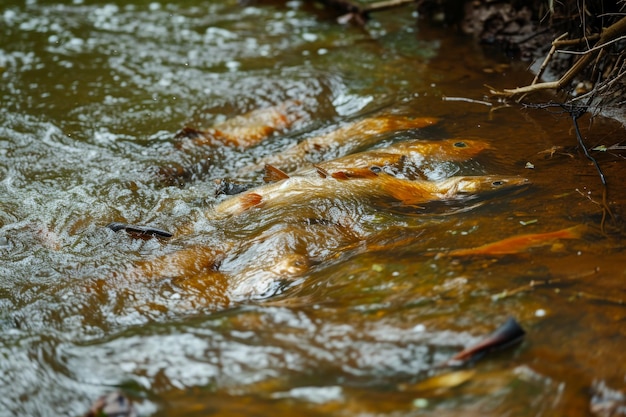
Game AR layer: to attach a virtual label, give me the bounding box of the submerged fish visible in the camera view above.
[212,173,529,217]
[243,114,439,173]
[446,224,586,257]
[109,174,529,303]
[175,100,306,149]
[286,138,492,180]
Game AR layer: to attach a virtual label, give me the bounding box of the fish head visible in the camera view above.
[394,138,492,162]
[444,175,530,197]
[437,138,493,161]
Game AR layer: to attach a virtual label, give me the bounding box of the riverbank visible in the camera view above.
[319,0,626,123]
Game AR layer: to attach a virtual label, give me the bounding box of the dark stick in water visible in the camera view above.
[107,222,173,239]
[442,317,526,367]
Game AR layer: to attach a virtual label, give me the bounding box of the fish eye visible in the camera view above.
[370,166,382,173]
[453,141,467,148]
[492,180,505,186]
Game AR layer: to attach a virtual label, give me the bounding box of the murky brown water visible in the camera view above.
[1,1,625,416]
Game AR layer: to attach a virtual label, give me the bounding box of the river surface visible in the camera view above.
[1,1,625,416]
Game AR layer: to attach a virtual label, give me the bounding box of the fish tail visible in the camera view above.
[239,192,263,211]
[559,224,589,240]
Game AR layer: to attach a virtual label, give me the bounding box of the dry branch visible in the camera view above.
[490,16,626,99]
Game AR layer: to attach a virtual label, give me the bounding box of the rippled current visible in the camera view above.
[1,1,625,416]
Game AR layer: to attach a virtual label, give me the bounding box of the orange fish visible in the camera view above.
[109,173,529,302]
[212,173,529,217]
[175,100,306,149]
[446,225,587,257]
[243,114,439,173]
[285,138,492,180]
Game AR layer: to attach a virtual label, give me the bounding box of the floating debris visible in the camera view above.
[444,317,526,367]
[107,222,173,239]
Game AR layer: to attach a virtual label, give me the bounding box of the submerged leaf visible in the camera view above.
[400,370,477,393]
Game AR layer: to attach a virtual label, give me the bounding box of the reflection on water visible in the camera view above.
[1,1,625,416]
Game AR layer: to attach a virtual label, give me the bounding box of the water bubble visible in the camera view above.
[225,61,240,72]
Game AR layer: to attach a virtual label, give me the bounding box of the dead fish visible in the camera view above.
[175,100,305,149]
[243,114,439,173]
[212,174,529,217]
[279,138,492,180]
[446,224,586,257]
[107,222,173,239]
[443,317,526,367]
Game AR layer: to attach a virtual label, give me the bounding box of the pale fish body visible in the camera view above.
[242,114,439,173]
[292,138,492,178]
[176,100,306,149]
[212,174,529,217]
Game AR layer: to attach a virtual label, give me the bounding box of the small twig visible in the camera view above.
[570,109,607,186]
[572,291,625,305]
[491,278,562,301]
[442,96,493,106]
[568,106,615,230]
[555,35,626,55]
[570,59,626,103]
[490,16,626,98]
[523,101,615,230]
[551,33,600,47]
[532,32,569,85]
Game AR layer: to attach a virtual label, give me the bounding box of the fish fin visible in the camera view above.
[239,192,263,211]
[263,164,290,183]
[331,168,379,180]
[314,165,329,178]
[330,171,349,180]
[563,224,588,239]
